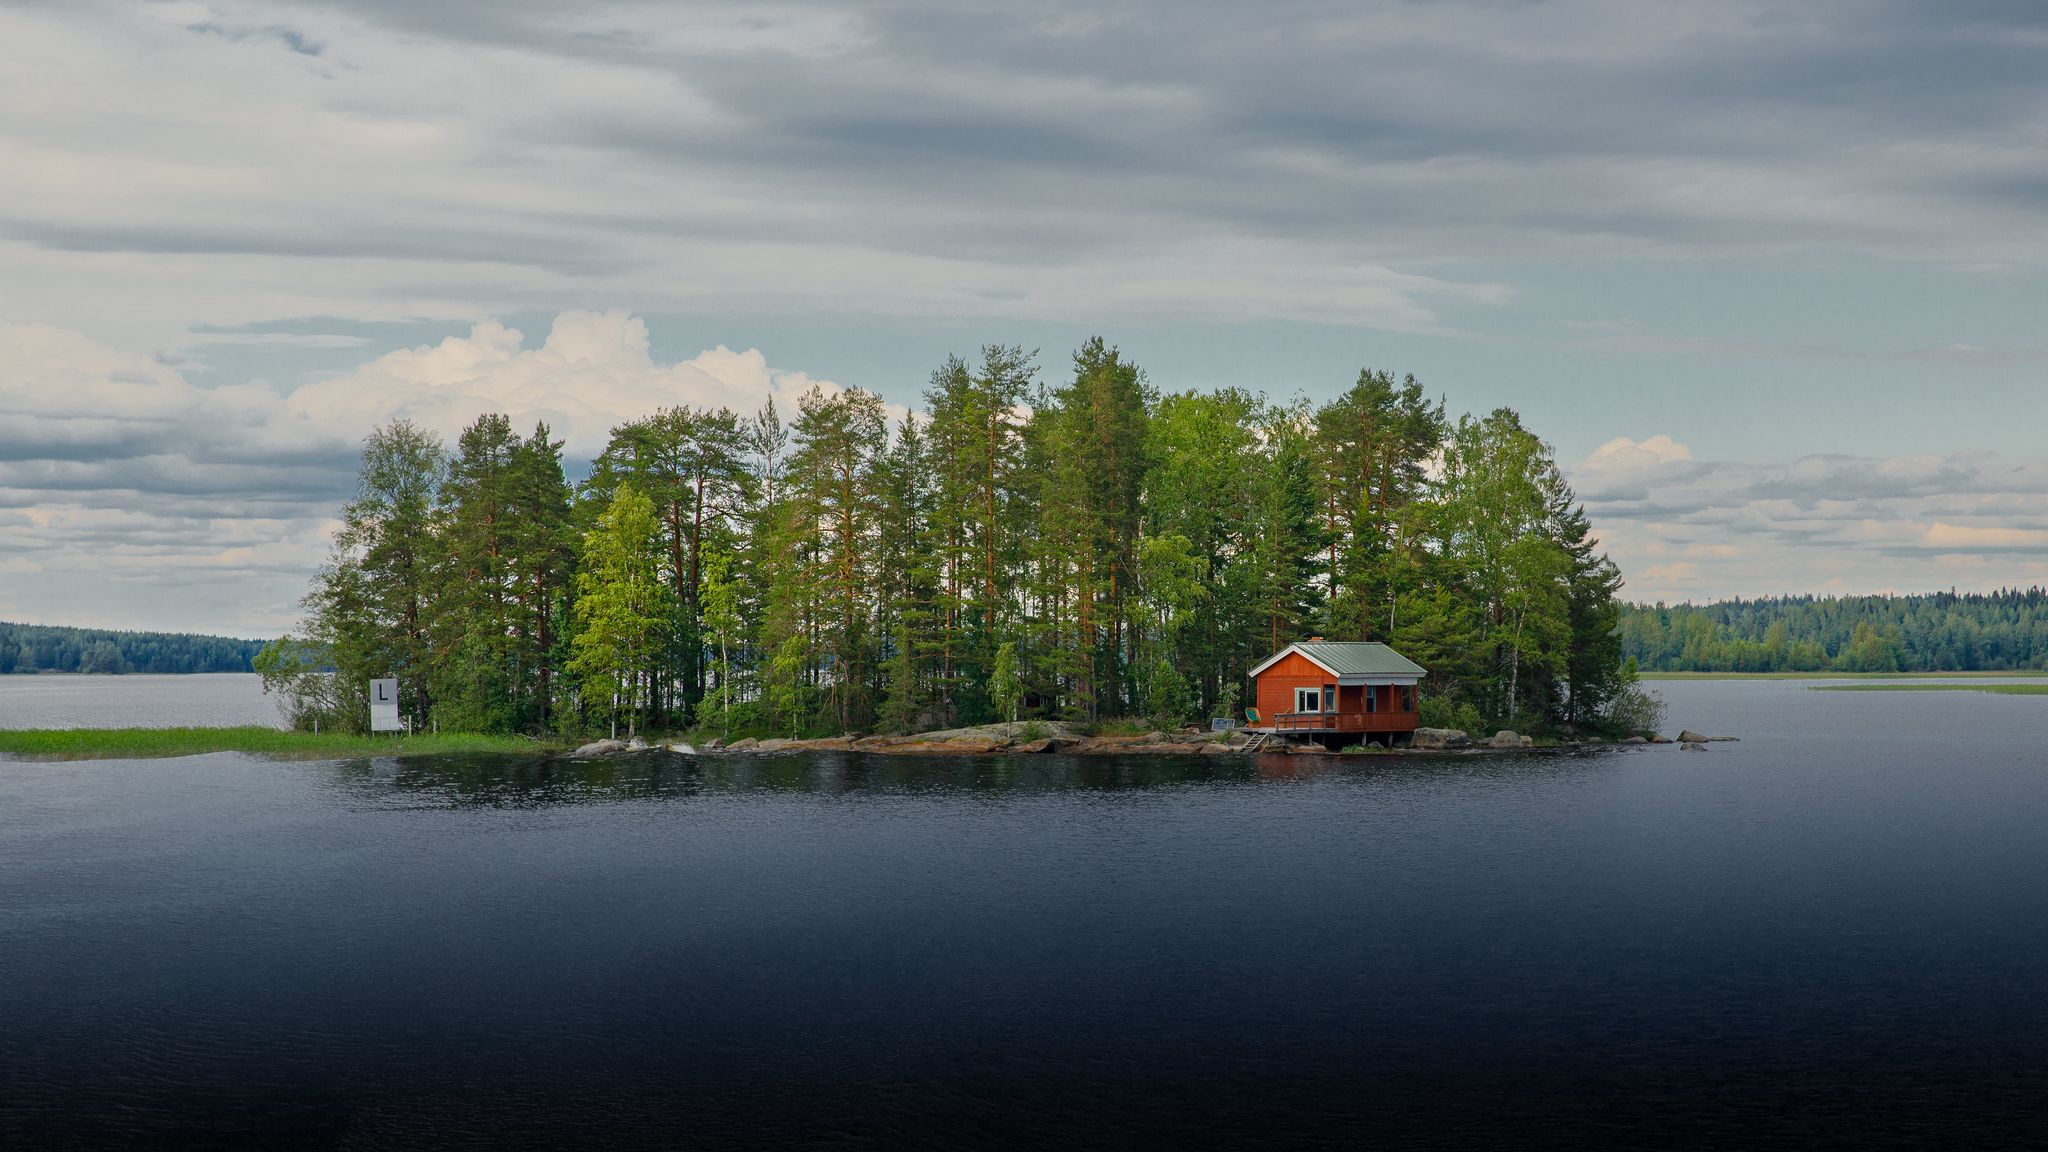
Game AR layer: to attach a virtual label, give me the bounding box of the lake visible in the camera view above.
[4,679,2048,1149]
[0,673,280,730]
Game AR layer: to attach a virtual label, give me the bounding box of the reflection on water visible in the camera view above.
[325,747,1604,809]
[6,680,2048,1150]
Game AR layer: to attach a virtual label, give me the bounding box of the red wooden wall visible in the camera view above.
[1252,652,1419,724]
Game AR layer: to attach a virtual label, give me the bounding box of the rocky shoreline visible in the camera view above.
[569,723,1737,759]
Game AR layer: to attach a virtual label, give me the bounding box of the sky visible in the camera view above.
[4,0,2048,636]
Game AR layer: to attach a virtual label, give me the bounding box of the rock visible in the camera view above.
[1622,735,1647,745]
[755,738,792,752]
[725,737,758,751]
[624,737,649,751]
[702,738,724,752]
[1043,736,1082,754]
[1584,736,1604,744]
[943,739,1004,754]
[888,741,956,754]
[664,742,697,754]
[1201,741,1236,754]
[1411,727,1471,750]
[571,739,628,757]
[1678,730,1708,743]
[1013,738,1053,754]
[1489,730,1522,749]
[1521,735,1533,748]
[1649,735,1674,744]
[1681,741,1707,751]
[1706,735,1739,742]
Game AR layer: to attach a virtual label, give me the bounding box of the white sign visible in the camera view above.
[369,678,402,732]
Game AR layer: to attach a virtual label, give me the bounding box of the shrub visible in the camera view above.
[1604,682,1666,737]
[1418,695,1483,735]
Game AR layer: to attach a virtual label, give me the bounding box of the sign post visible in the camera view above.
[370,678,402,733]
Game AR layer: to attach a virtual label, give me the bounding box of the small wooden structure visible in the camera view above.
[1247,639,1425,747]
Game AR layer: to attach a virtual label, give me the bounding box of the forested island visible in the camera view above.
[1621,590,2048,673]
[259,342,1653,742]
[0,622,262,675]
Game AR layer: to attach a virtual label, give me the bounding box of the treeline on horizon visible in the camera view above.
[1622,589,2048,673]
[261,340,1652,740]
[0,621,262,675]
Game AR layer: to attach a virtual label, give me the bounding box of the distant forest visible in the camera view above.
[1620,590,2048,672]
[0,621,264,675]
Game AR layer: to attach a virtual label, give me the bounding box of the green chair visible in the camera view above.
[1245,707,1264,727]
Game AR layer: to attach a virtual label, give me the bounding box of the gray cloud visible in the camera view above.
[1571,435,2048,600]
[8,0,2048,354]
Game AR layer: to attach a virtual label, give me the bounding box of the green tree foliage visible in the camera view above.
[989,640,1021,736]
[287,420,446,732]
[569,483,665,739]
[280,349,1645,739]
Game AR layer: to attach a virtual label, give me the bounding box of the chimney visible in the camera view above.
[1308,636,1324,642]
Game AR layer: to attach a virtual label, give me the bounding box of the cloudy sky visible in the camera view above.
[4,0,2048,636]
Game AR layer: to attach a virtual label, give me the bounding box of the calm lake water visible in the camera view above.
[4,680,2048,1149]
[0,673,280,729]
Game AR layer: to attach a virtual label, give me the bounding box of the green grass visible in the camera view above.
[0,727,569,762]
[1640,670,2048,680]
[1809,683,2048,695]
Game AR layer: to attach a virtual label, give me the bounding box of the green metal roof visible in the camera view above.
[1252,641,1427,678]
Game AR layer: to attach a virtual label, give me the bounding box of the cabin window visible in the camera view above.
[1366,687,1377,714]
[1402,686,1414,712]
[1324,684,1336,711]
[1294,687,1321,714]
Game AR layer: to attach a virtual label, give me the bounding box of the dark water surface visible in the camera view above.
[4,681,2048,1149]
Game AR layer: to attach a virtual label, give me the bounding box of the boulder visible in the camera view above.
[571,738,628,757]
[1013,738,1053,754]
[1488,730,1522,749]
[1521,735,1534,748]
[1411,727,1471,750]
[702,738,725,752]
[624,737,649,752]
[1648,735,1674,745]
[755,738,792,752]
[1678,730,1708,744]
[1681,741,1708,752]
[1201,741,1236,755]
[1621,735,1647,745]
[1043,736,1082,754]
[725,737,759,751]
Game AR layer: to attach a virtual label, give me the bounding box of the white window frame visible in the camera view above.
[1293,687,1321,714]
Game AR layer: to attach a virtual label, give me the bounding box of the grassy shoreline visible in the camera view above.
[0,727,569,762]
[1808,683,2048,695]
[1639,670,2048,681]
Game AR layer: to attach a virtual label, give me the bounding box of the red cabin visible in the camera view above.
[1247,639,1425,746]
